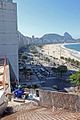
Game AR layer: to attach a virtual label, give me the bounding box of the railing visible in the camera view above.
[3,57,6,89]
[0,57,8,90]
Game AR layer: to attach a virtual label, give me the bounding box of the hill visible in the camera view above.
[18,32,80,48]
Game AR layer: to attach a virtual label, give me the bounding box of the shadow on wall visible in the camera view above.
[39,89,80,112]
[8,60,18,91]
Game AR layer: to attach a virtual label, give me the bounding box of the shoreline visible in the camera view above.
[42,43,80,62]
[61,43,80,61]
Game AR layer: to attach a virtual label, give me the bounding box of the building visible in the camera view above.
[0,0,19,80]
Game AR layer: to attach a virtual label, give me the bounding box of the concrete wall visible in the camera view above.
[5,64,11,92]
[0,1,18,80]
[39,89,80,112]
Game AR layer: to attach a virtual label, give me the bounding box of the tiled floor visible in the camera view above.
[1,102,80,120]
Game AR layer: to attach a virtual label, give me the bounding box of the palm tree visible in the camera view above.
[23,67,28,79]
[57,65,68,77]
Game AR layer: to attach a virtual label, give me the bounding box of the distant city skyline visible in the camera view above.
[14,0,80,38]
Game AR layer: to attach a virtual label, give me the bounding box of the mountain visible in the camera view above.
[41,33,64,43]
[64,32,72,39]
[40,32,77,44]
[18,32,80,48]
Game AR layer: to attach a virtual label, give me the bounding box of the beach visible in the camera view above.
[42,43,80,62]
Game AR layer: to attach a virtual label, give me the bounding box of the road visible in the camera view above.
[19,46,74,91]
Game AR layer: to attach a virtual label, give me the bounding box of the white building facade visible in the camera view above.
[0,0,19,80]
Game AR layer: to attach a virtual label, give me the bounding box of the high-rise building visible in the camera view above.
[0,0,12,2]
[0,0,19,80]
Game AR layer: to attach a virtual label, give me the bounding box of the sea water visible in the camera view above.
[64,43,80,52]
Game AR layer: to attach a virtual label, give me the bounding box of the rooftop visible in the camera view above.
[1,101,80,120]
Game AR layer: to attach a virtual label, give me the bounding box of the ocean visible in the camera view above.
[64,43,80,52]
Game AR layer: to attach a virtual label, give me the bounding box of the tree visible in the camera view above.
[75,60,80,67]
[57,65,68,77]
[71,59,75,64]
[60,56,64,60]
[21,54,28,60]
[52,67,57,73]
[52,65,68,77]
[23,67,28,79]
[70,71,80,86]
[67,57,71,62]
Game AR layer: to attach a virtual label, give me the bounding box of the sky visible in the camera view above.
[14,0,80,38]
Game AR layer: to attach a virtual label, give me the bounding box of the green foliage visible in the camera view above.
[53,62,56,66]
[57,65,68,76]
[38,45,43,48]
[51,67,57,73]
[45,57,50,62]
[29,45,38,54]
[60,56,64,59]
[61,56,80,68]
[22,66,33,78]
[21,55,28,60]
[70,71,80,85]
[52,65,68,77]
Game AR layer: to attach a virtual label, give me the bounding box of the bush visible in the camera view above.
[70,71,80,85]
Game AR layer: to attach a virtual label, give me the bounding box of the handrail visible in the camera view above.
[3,57,6,89]
[0,57,7,90]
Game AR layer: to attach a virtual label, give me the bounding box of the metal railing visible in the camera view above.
[0,57,7,90]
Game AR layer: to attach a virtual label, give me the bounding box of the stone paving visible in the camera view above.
[1,102,80,120]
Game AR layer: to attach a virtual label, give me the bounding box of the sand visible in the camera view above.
[42,44,80,62]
